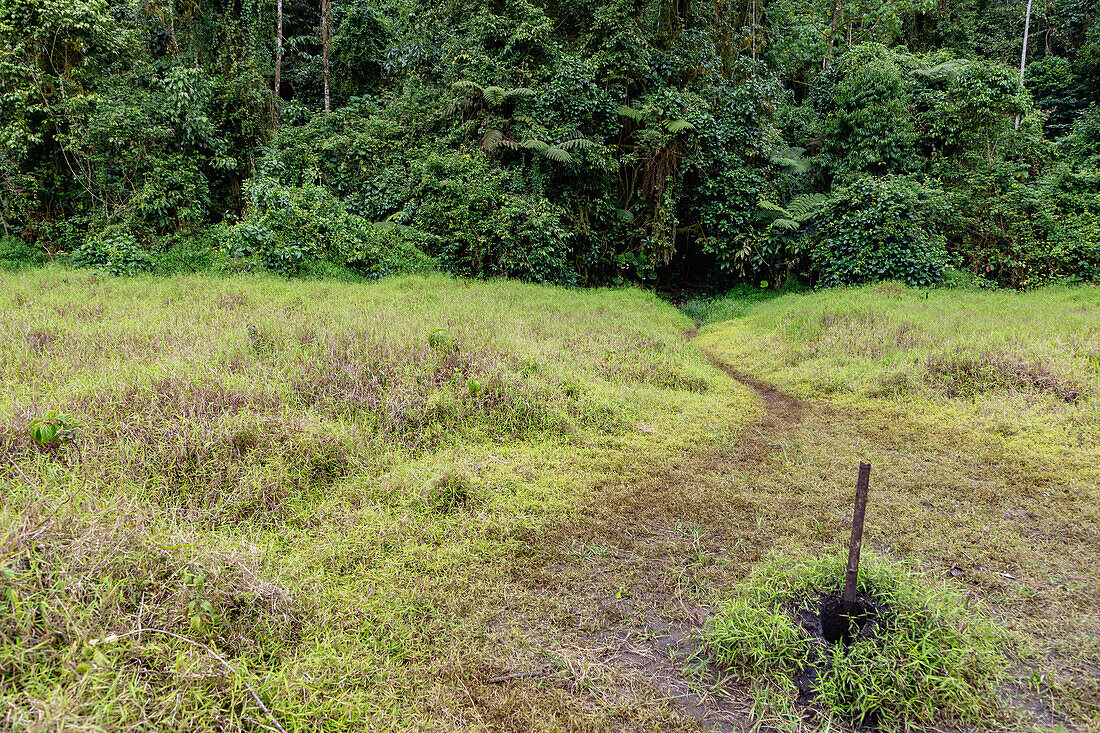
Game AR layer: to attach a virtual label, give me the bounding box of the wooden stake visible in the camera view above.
[843,462,871,611]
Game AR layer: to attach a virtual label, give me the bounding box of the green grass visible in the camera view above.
[3,270,1099,731]
[697,281,1100,729]
[706,552,1010,729]
[0,268,750,731]
[679,283,801,326]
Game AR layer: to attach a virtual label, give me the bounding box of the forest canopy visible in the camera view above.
[1,0,1097,288]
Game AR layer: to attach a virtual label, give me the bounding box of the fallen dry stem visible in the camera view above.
[92,628,288,733]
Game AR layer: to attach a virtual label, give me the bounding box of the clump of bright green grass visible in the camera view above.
[706,553,1010,729]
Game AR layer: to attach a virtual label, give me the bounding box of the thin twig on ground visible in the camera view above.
[93,628,288,733]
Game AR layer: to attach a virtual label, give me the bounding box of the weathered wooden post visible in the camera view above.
[843,462,871,613]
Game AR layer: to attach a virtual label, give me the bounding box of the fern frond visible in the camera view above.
[541,146,573,163]
[769,146,811,175]
[786,192,827,219]
[912,59,966,81]
[520,139,550,153]
[663,118,695,133]
[451,80,483,94]
[756,199,789,215]
[482,86,506,107]
[771,218,800,230]
[617,105,645,121]
[481,128,504,153]
[506,87,536,99]
[558,137,596,150]
[513,114,540,125]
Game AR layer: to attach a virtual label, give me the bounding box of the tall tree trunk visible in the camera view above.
[825,0,843,69]
[1016,0,1033,129]
[750,0,756,60]
[169,1,179,56]
[274,0,283,124]
[322,0,331,113]
[1020,0,1033,81]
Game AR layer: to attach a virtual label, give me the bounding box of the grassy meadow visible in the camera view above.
[2,269,1099,731]
[0,269,753,731]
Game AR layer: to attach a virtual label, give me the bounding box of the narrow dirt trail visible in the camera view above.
[578,338,813,731]
[506,334,814,732]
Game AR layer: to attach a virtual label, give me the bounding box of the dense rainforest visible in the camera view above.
[0,0,1098,289]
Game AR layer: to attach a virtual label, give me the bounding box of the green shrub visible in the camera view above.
[224,177,436,277]
[73,227,155,276]
[409,151,576,284]
[812,176,948,287]
[0,237,46,270]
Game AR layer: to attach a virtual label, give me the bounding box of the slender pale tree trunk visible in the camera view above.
[825,0,842,69]
[1016,0,1033,129]
[750,0,756,60]
[322,0,331,113]
[274,0,283,124]
[169,1,179,56]
[1020,0,1033,80]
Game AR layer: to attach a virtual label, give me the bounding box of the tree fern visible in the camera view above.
[663,118,695,133]
[617,105,645,121]
[757,193,826,230]
[542,146,573,163]
[769,146,811,175]
[558,137,596,150]
[786,193,826,218]
[521,139,550,153]
[451,80,483,94]
[482,85,507,107]
[912,60,966,81]
[480,128,505,153]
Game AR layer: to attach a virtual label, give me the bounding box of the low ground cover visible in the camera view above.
[0,268,750,731]
[2,270,1098,731]
[694,283,1100,729]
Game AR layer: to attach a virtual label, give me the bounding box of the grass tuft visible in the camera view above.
[925,351,1087,402]
[706,553,1010,729]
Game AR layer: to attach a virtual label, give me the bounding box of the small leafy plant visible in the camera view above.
[29,410,81,450]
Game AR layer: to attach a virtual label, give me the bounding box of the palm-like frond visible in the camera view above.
[663,118,695,133]
[786,193,827,219]
[558,137,596,150]
[542,146,573,163]
[520,139,550,153]
[912,59,966,81]
[482,86,507,107]
[481,128,504,153]
[451,80,483,94]
[769,146,811,175]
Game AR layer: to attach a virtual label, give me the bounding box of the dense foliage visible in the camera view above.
[1,0,1097,287]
